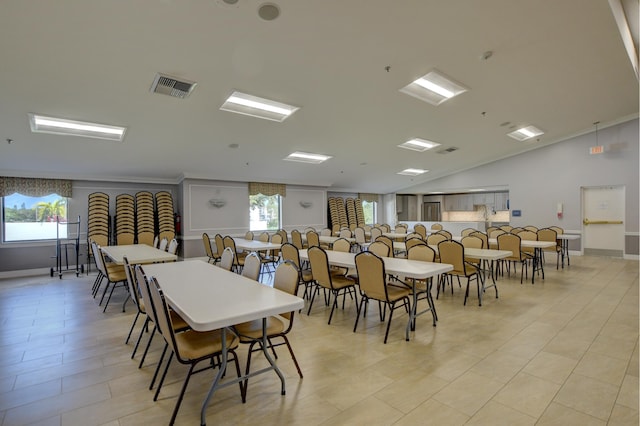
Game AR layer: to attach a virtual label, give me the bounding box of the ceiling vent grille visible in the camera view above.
[150,73,197,99]
[436,147,459,154]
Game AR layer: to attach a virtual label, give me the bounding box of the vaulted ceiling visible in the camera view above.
[0,0,637,193]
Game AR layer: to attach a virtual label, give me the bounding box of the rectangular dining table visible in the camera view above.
[557,234,580,268]
[101,244,177,264]
[487,239,556,283]
[143,259,304,426]
[298,249,452,341]
[232,238,282,252]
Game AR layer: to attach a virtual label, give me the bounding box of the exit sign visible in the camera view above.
[590,145,604,154]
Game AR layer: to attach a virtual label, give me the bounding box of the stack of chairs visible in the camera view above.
[328,197,348,233]
[135,191,155,246]
[155,191,175,242]
[87,192,110,273]
[345,198,357,229]
[354,198,365,227]
[115,194,136,245]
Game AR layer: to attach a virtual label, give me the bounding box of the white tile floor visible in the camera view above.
[0,255,637,425]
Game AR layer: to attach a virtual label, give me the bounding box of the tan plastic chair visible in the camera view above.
[223,236,247,273]
[368,241,391,258]
[497,233,530,283]
[92,241,127,312]
[353,251,411,343]
[307,246,358,324]
[414,223,427,239]
[202,233,218,264]
[436,230,452,240]
[437,240,481,306]
[375,235,395,258]
[538,228,561,269]
[430,223,443,231]
[306,230,321,248]
[290,229,304,250]
[405,237,426,251]
[241,252,262,281]
[244,231,254,240]
[461,228,477,237]
[234,261,303,400]
[280,242,314,299]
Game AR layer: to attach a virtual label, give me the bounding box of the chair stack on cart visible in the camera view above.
[87,192,110,273]
[115,194,136,245]
[51,215,83,278]
[155,191,175,242]
[135,191,155,246]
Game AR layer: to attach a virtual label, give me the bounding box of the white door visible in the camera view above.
[582,186,625,257]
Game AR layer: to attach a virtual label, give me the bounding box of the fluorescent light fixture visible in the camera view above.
[28,114,126,141]
[399,70,468,106]
[398,138,441,152]
[397,168,428,176]
[220,90,299,122]
[507,125,544,141]
[428,191,445,194]
[284,151,332,164]
[468,189,485,192]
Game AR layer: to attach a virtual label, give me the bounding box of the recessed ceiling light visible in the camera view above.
[28,114,126,141]
[220,91,299,122]
[398,138,441,152]
[284,151,331,164]
[507,125,544,141]
[400,70,468,106]
[397,168,428,176]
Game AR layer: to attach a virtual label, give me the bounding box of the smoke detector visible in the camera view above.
[150,73,197,99]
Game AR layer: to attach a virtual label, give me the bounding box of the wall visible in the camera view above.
[399,119,639,255]
[0,180,178,274]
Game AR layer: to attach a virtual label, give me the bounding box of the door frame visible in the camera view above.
[580,185,625,257]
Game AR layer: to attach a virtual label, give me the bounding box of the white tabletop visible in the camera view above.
[429,245,512,260]
[298,249,452,280]
[101,244,177,265]
[557,234,580,240]
[143,259,304,332]
[232,238,282,251]
[382,232,408,239]
[487,238,556,249]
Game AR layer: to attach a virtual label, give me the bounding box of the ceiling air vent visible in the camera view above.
[436,146,459,154]
[150,73,197,99]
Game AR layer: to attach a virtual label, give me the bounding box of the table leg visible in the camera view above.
[259,318,286,395]
[200,328,228,426]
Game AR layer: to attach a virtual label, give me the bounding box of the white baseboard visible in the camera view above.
[624,254,639,261]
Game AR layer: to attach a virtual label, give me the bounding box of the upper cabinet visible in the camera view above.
[445,194,474,211]
[494,192,509,211]
[444,191,509,211]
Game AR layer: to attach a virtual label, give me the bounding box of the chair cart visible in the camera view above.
[51,215,84,278]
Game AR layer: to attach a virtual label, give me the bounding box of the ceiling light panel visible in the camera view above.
[397,168,428,176]
[400,70,468,106]
[284,151,332,164]
[28,114,126,141]
[507,125,544,141]
[398,138,441,152]
[220,91,299,122]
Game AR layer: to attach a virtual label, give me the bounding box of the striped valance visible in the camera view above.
[0,177,73,197]
[248,182,286,197]
[358,193,379,203]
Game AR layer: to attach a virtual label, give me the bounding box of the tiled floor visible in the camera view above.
[0,255,637,425]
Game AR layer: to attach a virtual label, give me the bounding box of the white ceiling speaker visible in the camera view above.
[258,3,280,21]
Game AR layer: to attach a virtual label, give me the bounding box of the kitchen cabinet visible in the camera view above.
[445,194,474,211]
[494,192,509,211]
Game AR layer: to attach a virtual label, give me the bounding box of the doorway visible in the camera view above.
[423,202,441,222]
[582,185,625,257]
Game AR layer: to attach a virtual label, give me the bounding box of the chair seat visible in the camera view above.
[301,269,313,282]
[234,316,286,342]
[170,310,191,331]
[107,268,127,282]
[328,275,356,289]
[174,328,239,360]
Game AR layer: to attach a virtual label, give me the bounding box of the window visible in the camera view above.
[3,193,67,242]
[362,200,377,225]
[249,194,281,231]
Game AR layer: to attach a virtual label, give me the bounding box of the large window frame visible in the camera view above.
[249,194,282,231]
[2,193,68,242]
[362,200,377,225]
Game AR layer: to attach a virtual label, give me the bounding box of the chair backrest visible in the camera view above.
[258,231,269,242]
[549,226,563,235]
[414,224,427,239]
[489,229,505,239]
[146,276,184,362]
[362,225,372,233]
[331,224,340,236]
[381,224,391,232]
[510,227,524,234]
[461,228,477,237]
[470,231,488,249]
[306,231,320,248]
[518,230,537,241]
[375,235,394,257]
[370,227,382,241]
[368,241,390,257]
[500,225,513,232]
[461,235,484,249]
[394,224,407,234]
[214,234,224,257]
[524,226,538,232]
[167,238,179,255]
[138,231,155,247]
[486,226,498,236]
[437,230,452,240]
[355,251,389,301]
[219,247,235,271]
[304,227,316,233]
[280,243,301,269]
[117,232,135,245]
[91,240,106,275]
[431,223,443,231]
[271,232,283,245]
[405,232,421,241]
[223,235,236,252]
[158,237,169,251]
[123,256,143,314]
[354,227,366,244]
[153,235,159,248]
[320,228,332,236]
[438,240,466,274]
[202,233,215,261]
[273,261,300,321]
[405,237,426,251]
[244,231,254,240]
[332,238,351,253]
[497,233,522,260]
[135,265,157,326]
[290,229,304,249]
[242,252,261,281]
[407,244,436,262]
[277,229,288,243]
[537,228,558,250]
[339,229,352,238]
[427,233,447,246]
[308,246,333,289]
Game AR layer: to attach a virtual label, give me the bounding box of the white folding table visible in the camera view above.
[143,259,304,426]
[557,234,580,268]
[101,244,177,264]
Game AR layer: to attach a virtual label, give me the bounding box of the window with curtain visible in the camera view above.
[1,177,72,242]
[248,182,285,231]
[359,193,378,225]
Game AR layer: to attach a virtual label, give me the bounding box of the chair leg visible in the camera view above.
[131,316,150,359]
[125,311,141,344]
[150,343,169,390]
[353,296,366,332]
[139,325,157,368]
[154,350,174,400]
[327,291,339,324]
[168,362,195,426]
